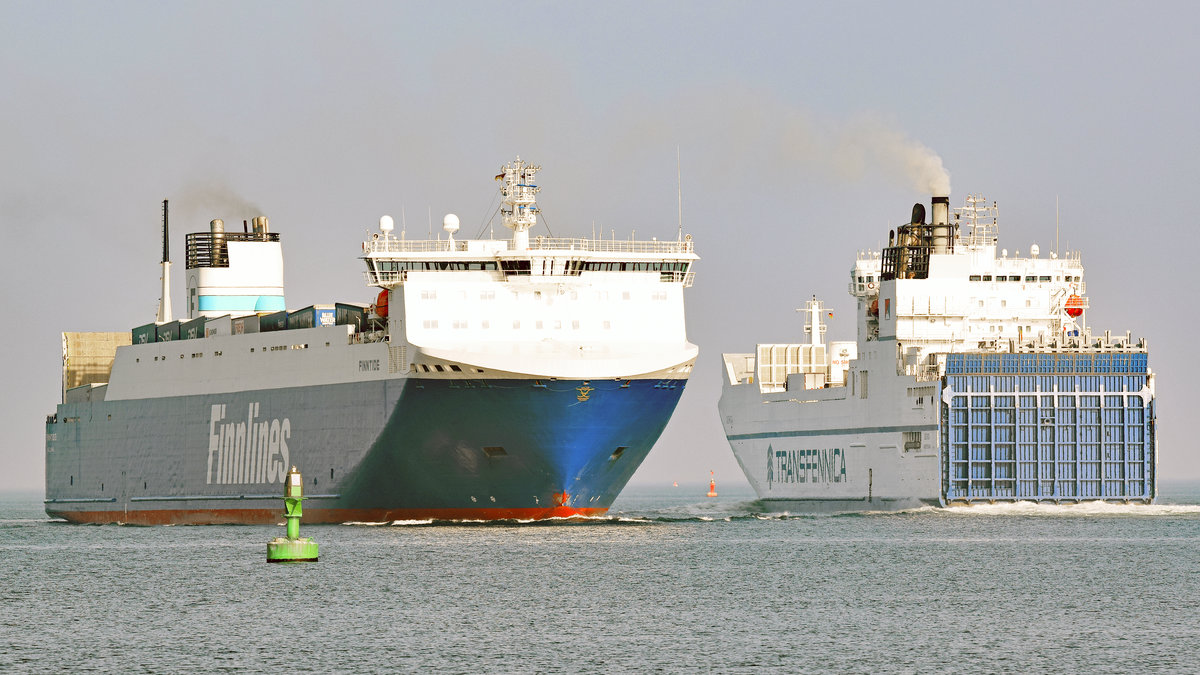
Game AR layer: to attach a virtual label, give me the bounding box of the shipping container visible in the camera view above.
[232,314,260,335]
[132,322,157,345]
[260,311,288,332]
[155,320,180,342]
[205,315,232,337]
[288,305,337,329]
[335,302,367,331]
[180,317,206,340]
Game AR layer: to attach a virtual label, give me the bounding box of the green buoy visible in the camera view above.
[267,466,319,563]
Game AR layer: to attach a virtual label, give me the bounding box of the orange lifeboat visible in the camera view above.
[375,289,389,319]
[1065,294,1084,318]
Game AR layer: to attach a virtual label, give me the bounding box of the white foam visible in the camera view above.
[939,501,1200,517]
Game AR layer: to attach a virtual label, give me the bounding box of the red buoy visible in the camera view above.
[1065,294,1084,318]
[376,289,389,318]
[706,471,717,498]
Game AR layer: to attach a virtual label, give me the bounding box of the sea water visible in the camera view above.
[2,482,1198,673]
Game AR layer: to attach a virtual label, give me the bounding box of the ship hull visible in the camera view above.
[46,376,687,524]
[721,352,1156,511]
[727,430,942,511]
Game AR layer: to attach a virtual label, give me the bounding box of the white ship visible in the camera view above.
[720,193,1155,510]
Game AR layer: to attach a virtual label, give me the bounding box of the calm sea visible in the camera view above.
[3,481,1199,674]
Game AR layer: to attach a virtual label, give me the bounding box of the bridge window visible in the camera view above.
[500,260,532,275]
[578,261,690,273]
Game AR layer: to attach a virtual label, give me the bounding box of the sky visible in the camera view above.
[2,1,1198,492]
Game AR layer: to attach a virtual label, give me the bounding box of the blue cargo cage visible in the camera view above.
[941,352,1155,504]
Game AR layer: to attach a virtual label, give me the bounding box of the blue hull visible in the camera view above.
[339,378,687,518]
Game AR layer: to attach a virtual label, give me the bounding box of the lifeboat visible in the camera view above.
[1065,294,1084,318]
[375,289,389,318]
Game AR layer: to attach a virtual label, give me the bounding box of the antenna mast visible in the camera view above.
[676,146,683,242]
[1056,195,1060,255]
[498,156,541,250]
[156,199,173,323]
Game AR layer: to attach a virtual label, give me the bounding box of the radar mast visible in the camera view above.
[498,156,541,250]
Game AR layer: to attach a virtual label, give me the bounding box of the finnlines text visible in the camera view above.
[766,444,846,488]
[207,403,291,484]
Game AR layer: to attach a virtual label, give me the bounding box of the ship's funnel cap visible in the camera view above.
[910,203,926,225]
[932,196,950,226]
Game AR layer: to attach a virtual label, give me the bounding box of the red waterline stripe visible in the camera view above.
[47,506,609,525]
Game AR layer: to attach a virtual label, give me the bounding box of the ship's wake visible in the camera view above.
[338,499,1200,527]
[936,501,1200,517]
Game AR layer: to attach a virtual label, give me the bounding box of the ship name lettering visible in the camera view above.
[359,359,380,372]
[769,447,846,486]
[206,403,291,485]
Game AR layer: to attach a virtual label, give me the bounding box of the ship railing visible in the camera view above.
[365,270,408,285]
[902,363,943,382]
[663,271,696,287]
[186,231,279,268]
[365,268,695,287]
[349,330,388,344]
[528,237,696,254]
[363,236,695,256]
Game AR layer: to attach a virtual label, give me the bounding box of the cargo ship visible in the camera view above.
[719,193,1155,509]
[45,157,699,524]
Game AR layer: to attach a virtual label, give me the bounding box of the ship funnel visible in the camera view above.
[910,203,926,225]
[932,196,949,226]
[187,215,284,319]
[931,196,951,254]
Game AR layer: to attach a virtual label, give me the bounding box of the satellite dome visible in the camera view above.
[443,213,460,234]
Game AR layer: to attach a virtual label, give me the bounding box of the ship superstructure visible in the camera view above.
[45,157,698,524]
[720,193,1155,509]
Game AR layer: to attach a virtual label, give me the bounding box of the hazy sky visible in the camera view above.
[3,1,1198,491]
